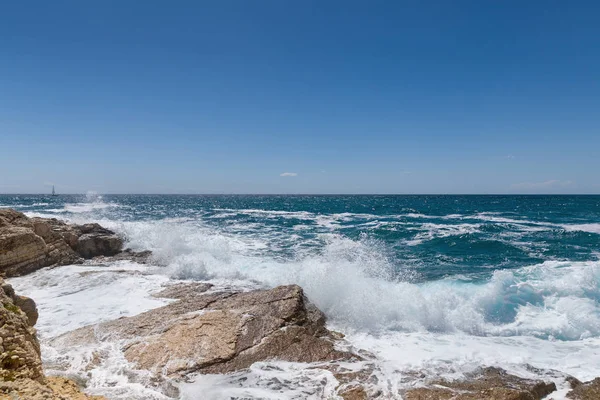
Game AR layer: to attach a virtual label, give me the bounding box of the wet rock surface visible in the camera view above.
[566,377,600,399]
[402,367,557,400]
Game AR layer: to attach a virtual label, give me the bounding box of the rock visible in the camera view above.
[0,209,128,276]
[0,279,42,383]
[0,277,100,399]
[0,376,105,399]
[567,377,600,399]
[0,225,55,277]
[85,249,152,264]
[402,367,556,400]
[76,233,122,259]
[0,210,79,276]
[339,385,368,400]
[54,284,357,379]
[12,295,38,327]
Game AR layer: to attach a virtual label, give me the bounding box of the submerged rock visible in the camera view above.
[402,367,556,400]
[54,284,357,378]
[0,209,128,276]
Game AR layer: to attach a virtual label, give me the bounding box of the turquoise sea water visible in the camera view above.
[2,194,599,281]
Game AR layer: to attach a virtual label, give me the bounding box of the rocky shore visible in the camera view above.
[1,209,598,399]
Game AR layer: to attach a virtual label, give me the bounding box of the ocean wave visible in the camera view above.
[63,202,123,213]
[97,218,600,341]
[561,223,600,234]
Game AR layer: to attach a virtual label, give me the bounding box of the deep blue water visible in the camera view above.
[2,194,599,282]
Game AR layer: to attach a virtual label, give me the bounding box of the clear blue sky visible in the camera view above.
[1,1,598,194]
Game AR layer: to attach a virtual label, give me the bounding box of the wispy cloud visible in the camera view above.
[280,172,298,177]
[504,155,515,159]
[511,180,574,191]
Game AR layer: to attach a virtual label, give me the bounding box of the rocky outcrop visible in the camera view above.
[0,277,101,399]
[0,209,129,277]
[402,367,557,400]
[567,377,600,399]
[54,283,357,379]
[71,223,123,259]
[0,209,80,276]
[0,280,42,383]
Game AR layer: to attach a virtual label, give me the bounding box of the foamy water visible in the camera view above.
[4,194,600,398]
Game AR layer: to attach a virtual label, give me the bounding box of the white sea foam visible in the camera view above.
[10,263,171,338]
[562,223,600,234]
[180,362,341,400]
[63,202,122,213]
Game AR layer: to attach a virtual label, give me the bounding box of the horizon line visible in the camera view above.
[1,193,600,196]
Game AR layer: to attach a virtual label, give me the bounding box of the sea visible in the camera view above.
[2,194,600,399]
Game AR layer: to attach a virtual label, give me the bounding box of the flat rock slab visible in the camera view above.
[54,284,357,378]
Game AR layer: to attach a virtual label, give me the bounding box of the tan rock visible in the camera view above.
[0,277,100,399]
[0,280,43,383]
[0,210,80,276]
[0,209,131,276]
[55,284,357,378]
[0,376,105,400]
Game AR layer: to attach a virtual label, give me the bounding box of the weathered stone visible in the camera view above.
[54,284,357,378]
[0,281,42,382]
[12,295,38,327]
[339,385,368,400]
[84,249,151,264]
[567,377,600,399]
[76,233,122,259]
[0,209,129,276]
[0,210,79,276]
[0,376,105,399]
[0,277,99,399]
[402,367,556,400]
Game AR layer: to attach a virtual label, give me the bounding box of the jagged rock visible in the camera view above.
[0,278,100,399]
[0,376,105,399]
[12,295,38,327]
[42,221,123,259]
[339,386,368,400]
[402,367,556,400]
[76,233,122,259]
[0,210,78,276]
[567,377,600,399]
[0,279,42,382]
[85,249,152,264]
[0,209,126,276]
[53,284,357,378]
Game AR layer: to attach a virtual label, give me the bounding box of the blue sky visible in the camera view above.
[1,1,599,194]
